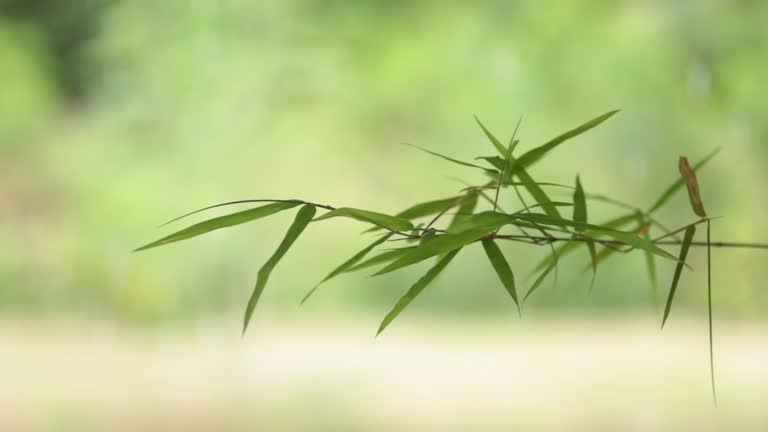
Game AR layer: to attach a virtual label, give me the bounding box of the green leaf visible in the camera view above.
[301,233,394,304]
[444,191,479,232]
[514,110,620,170]
[573,176,587,229]
[638,215,659,310]
[524,253,558,301]
[518,213,676,261]
[134,202,302,252]
[314,208,414,232]
[243,204,316,334]
[481,239,519,310]
[474,116,508,156]
[403,143,495,172]
[346,247,417,273]
[377,248,461,335]
[480,156,562,218]
[396,197,461,220]
[374,227,491,276]
[647,148,720,214]
[661,225,696,328]
[529,212,636,274]
[586,238,598,288]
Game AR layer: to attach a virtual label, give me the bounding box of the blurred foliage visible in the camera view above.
[0,0,766,324]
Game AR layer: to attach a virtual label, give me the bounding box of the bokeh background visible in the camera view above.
[1,0,767,430]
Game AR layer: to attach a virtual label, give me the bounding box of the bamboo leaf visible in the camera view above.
[518,213,676,261]
[647,148,720,214]
[134,202,302,252]
[364,197,461,233]
[314,208,414,232]
[524,254,558,301]
[586,238,598,288]
[474,116,508,156]
[638,214,659,309]
[243,204,316,334]
[573,176,587,229]
[661,225,696,328]
[514,110,620,170]
[374,227,491,276]
[480,156,562,218]
[346,247,417,273]
[679,156,708,217]
[301,233,394,304]
[403,143,495,172]
[396,197,461,220]
[444,191,479,232]
[377,248,461,335]
[529,212,636,275]
[481,239,519,310]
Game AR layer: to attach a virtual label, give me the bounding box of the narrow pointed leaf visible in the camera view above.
[647,148,719,214]
[524,254,558,301]
[396,197,462,220]
[135,202,302,252]
[474,116,508,156]
[639,215,659,309]
[243,204,316,334]
[481,240,519,308]
[444,191,479,232]
[530,212,636,274]
[573,176,587,229]
[374,227,491,276]
[301,233,393,304]
[586,238,598,288]
[314,208,414,232]
[364,197,461,233]
[518,213,676,261]
[679,156,707,217]
[346,247,417,273]
[403,143,495,172]
[377,248,461,335]
[661,225,696,328]
[480,156,562,218]
[515,110,620,169]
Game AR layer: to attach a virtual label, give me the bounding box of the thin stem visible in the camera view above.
[708,220,717,405]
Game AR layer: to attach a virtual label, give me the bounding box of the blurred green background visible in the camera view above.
[1,0,767,430]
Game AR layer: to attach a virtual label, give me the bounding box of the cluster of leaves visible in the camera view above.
[136,110,718,399]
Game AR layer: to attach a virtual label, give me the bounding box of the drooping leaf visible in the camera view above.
[377,248,461,335]
[374,227,492,276]
[586,238,598,288]
[346,247,417,273]
[524,253,559,301]
[314,208,414,232]
[661,225,696,328]
[134,202,302,252]
[517,213,676,261]
[403,143,495,172]
[301,233,394,304]
[529,212,637,274]
[481,239,519,310]
[243,204,316,334]
[444,190,479,232]
[638,214,659,310]
[679,156,707,218]
[514,110,620,170]
[647,148,720,214]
